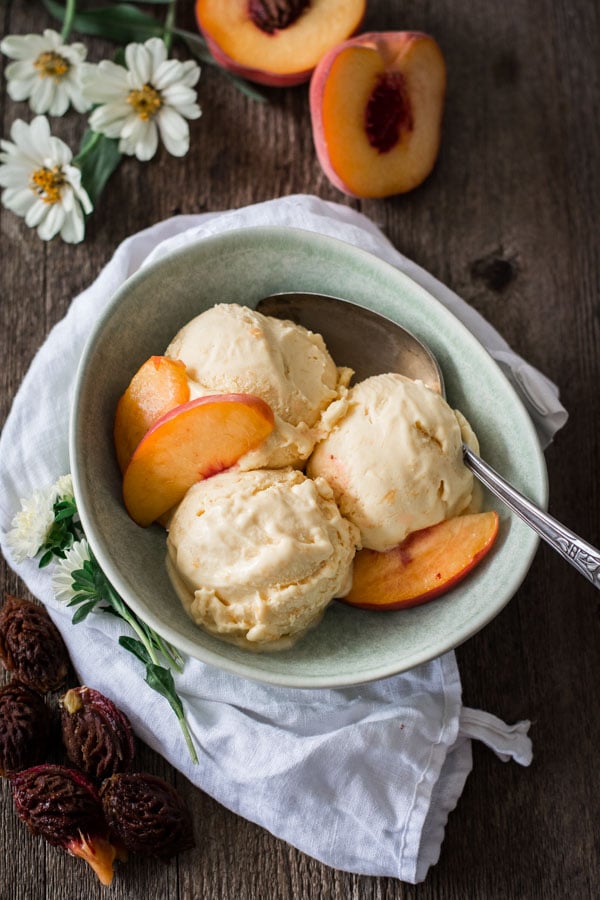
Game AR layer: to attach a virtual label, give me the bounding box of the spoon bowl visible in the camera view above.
[257,291,444,392]
[258,291,600,590]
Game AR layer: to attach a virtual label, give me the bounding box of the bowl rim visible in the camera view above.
[70,224,548,688]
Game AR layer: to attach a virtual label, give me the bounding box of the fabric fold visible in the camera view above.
[0,195,561,882]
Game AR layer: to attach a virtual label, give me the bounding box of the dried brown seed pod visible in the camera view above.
[11,763,124,885]
[101,772,195,860]
[60,686,135,781]
[0,681,52,776]
[0,595,69,693]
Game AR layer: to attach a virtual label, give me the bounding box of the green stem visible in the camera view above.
[153,631,184,673]
[175,708,198,764]
[163,0,177,53]
[73,131,102,165]
[60,0,77,42]
[105,583,161,666]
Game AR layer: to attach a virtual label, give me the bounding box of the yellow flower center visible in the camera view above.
[127,84,162,121]
[34,51,70,81]
[30,167,65,205]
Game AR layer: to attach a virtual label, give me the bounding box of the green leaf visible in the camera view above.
[75,130,122,209]
[145,663,183,712]
[42,1,163,43]
[38,549,54,568]
[72,600,99,624]
[119,635,153,666]
[66,592,95,607]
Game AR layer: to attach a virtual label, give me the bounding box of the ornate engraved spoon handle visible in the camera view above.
[463,445,600,588]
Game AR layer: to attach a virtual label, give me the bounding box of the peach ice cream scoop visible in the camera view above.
[166,468,359,650]
[307,373,479,552]
[165,303,351,469]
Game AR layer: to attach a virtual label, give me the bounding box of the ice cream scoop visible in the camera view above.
[258,292,600,588]
[165,303,351,470]
[166,468,359,649]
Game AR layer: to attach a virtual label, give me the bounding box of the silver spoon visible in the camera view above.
[257,291,600,589]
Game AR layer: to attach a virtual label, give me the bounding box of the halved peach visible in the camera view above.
[195,0,366,86]
[114,356,190,473]
[341,512,499,609]
[122,394,275,526]
[309,31,446,197]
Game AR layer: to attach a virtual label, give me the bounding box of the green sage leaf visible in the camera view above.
[76,130,122,209]
[72,599,100,624]
[119,635,153,666]
[42,1,163,43]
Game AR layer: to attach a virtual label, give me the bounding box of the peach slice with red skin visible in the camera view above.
[195,0,366,87]
[341,511,499,609]
[114,356,190,474]
[309,31,447,197]
[122,394,275,527]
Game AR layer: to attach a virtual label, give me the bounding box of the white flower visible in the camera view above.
[5,472,76,563]
[51,539,91,604]
[82,37,201,161]
[53,473,74,501]
[1,28,90,116]
[6,485,57,563]
[0,116,93,243]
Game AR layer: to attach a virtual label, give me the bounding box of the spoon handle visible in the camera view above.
[463,445,600,589]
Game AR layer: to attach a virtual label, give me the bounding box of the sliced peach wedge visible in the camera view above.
[114,356,190,473]
[123,394,275,527]
[195,0,366,86]
[341,512,499,610]
[310,31,447,197]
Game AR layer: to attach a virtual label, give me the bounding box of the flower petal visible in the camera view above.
[157,107,190,157]
[37,200,65,240]
[125,41,152,88]
[25,198,49,228]
[89,102,131,138]
[1,186,35,216]
[152,59,187,91]
[30,76,55,114]
[1,33,48,60]
[161,83,199,109]
[145,37,168,74]
[81,61,129,103]
[5,59,37,81]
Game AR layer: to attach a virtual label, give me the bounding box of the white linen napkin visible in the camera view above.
[0,195,566,883]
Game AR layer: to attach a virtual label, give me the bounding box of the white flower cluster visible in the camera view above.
[5,473,74,563]
[0,26,201,243]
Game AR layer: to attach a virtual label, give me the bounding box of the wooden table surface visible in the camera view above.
[1,1,599,897]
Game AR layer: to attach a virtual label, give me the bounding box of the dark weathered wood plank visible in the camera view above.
[2,0,600,897]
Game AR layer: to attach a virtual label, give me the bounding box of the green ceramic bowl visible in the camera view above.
[70,226,547,688]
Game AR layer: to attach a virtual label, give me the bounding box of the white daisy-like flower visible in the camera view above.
[1,28,90,116]
[82,37,201,161]
[0,116,93,243]
[51,539,91,604]
[5,485,57,563]
[52,473,74,501]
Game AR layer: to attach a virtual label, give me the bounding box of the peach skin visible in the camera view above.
[195,0,366,86]
[114,356,190,474]
[122,394,275,527]
[309,31,447,197]
[342,512,499,609]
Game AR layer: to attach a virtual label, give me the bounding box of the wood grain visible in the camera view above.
[2,0,600,897]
